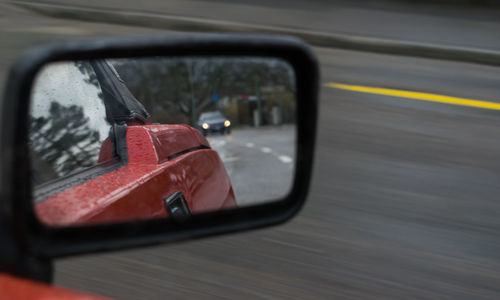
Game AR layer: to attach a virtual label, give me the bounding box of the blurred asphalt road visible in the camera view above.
[12,0,500,50]
[2,1,500,299]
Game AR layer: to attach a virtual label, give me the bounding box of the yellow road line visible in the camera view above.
[325,82,500,111]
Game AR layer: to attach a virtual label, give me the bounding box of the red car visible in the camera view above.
[31,60,236,226]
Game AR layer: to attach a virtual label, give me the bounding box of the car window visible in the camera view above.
[29,61,115,187]
[201,112,224,120]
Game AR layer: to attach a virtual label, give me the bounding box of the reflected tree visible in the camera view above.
[113,58,295,125]
[74,61,104,100]
[30,102,102,184]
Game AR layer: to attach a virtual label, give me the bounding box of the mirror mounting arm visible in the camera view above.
[0,221,53,283]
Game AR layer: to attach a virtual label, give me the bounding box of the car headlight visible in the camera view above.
[202,123,210,130]
[224,120,231,127]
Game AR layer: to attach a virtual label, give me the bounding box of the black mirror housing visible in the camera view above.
[1,34,319,259]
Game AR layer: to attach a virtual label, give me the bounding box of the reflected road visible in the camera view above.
[207,126,295,206]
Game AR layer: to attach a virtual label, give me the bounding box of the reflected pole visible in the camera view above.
[255,76,262,126]
[187,61,196,125]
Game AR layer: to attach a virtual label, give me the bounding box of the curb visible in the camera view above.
[10,0,500,67]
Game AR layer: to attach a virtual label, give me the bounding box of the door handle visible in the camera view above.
[164,191,190,220]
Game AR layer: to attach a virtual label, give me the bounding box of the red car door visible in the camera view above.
[35,124,236,225]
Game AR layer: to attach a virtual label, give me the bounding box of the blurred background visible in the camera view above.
[3,0,500,298]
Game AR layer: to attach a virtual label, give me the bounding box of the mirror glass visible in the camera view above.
[29,57,296,226]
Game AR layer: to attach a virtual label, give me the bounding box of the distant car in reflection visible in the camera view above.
[197,111,231,136]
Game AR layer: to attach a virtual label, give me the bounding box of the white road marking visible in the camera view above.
[246,143,255,148]
[278,155,293,164]
[224,156,240,162]
[209,140,226,148]
[261,147,272,153]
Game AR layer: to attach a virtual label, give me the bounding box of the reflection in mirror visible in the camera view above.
[29,57,296,226]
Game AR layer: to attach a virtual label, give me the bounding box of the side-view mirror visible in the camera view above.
[1,34,318,280]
